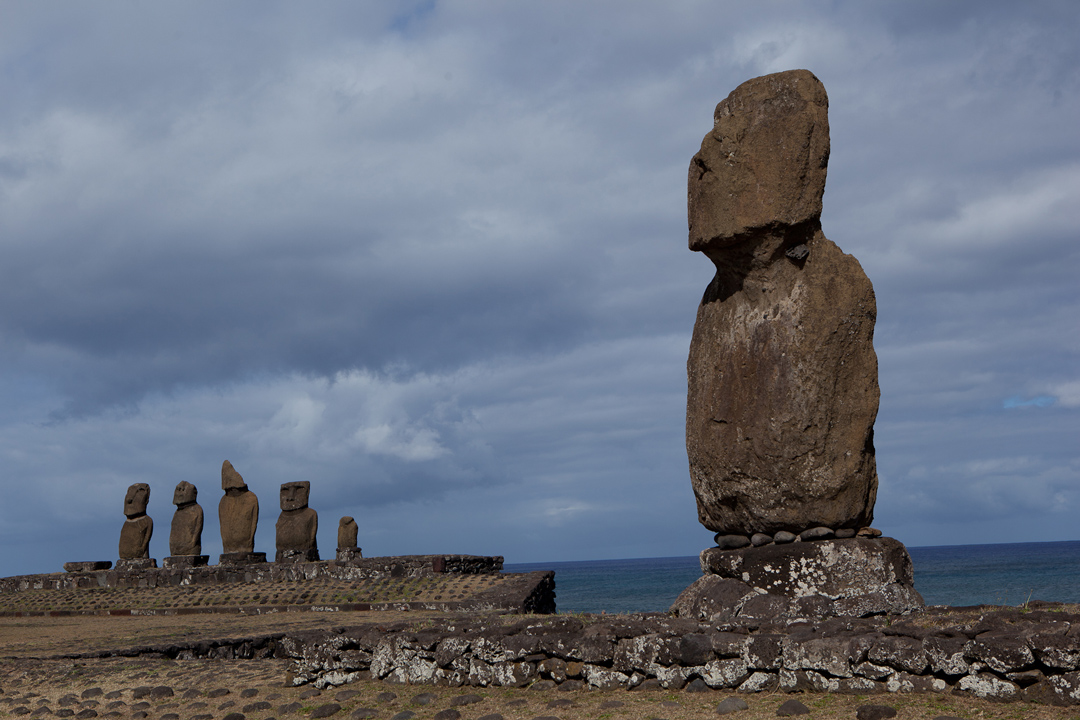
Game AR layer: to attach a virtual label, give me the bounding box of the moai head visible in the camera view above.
[173,481,197,506]
[124,483,150,518]
[280,481,310,511]
[222,460,247,491]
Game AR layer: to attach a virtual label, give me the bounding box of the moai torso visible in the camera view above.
[119,483,153,559]
[337,516,358,550]
[276,481,318,553]
[169,481,203,556]
[218,460,259,553]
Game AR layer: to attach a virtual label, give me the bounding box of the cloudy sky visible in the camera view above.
[1,1,1077,578]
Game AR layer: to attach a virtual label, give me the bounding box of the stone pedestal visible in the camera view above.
[276,549,320,563]
[218,552,267,566]
[336,548,363,563]
[673,537,924,621]
[163,555,210,569]
[63,561,112,573]
[116,558,158,571]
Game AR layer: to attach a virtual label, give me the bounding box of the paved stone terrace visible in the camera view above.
[0,557,554,617]
[0,574,511,616]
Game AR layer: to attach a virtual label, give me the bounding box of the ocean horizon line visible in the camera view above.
[505,537,1080,568]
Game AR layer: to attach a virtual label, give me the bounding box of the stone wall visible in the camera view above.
[0,555,503,594]
[275,605,1080,705]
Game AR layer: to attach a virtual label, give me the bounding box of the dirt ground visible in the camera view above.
[2,612,1080,720]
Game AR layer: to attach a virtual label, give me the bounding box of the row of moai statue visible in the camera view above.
[116,460,361,570]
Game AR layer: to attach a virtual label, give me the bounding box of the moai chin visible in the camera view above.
[169,481,204,557]
[276,481,319,562]
[218,460,260,555]
[336,516,361,562]
[118,483,153,560]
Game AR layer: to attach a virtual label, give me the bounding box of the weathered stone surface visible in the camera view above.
[169,482,203,557]
[923,634,970,676]
[958,672,1019,700]
[737,671,778,693]
[219,551,267,565]
[965,634,1034,675]
[63,561,112,573]
[700,538,917,600]
[867,636,927,675]
[669,575,758,621]
[119,484,153,560]
[278,549,320,563]
[277,482,319,563]
[115,557,157,570]
[219,461,259,554]
[679,634,714,666]
[686,69,878,536]
[833,585,925,617]
[338,517,359,551]
[738,592,789,619]
[688,69,828,251]
[162,555,208,568]
[1032,632,1080,670]
[800,527,835,542]
[782,636,869,678]
[714,534,751,550]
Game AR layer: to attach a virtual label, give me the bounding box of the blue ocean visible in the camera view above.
[506,540,1080,614]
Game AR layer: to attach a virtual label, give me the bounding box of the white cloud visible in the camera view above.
[1045,381,1080,408]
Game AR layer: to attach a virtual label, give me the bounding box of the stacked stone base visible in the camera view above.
[219,552,268,565]
[674,537,924,621]
[164,555,209,568]
[277,549,320,563]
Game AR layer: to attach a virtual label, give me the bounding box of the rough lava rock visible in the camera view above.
[686,69,879,535]
[701,538,913,599]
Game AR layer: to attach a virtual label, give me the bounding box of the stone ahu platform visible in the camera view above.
[675,537,925,621]
[0,555,555,616]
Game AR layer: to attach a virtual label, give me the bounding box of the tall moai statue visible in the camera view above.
[276,481,319,563]
[164,481,208,568]
[118,482,156,569]
[218,460,265,564]
[336,516,361,562]
[686,69,877,537]
[675,70,922,618]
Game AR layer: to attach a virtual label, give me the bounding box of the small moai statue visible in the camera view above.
[275,481,319,563]
[336,516,362,562]
[164,481,208,568]
[117,483,155,569]
[218,460,265,564]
